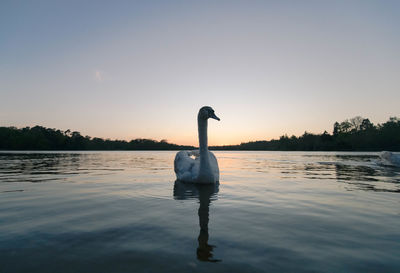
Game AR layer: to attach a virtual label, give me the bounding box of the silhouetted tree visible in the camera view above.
[333,122,340,136]
[349,116,364,132]
[360,118,374,131]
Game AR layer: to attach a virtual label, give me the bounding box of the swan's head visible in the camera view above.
[198,106,220,121]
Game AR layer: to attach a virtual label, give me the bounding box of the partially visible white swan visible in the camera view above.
[174,106,220,184]
[379,151,400,167]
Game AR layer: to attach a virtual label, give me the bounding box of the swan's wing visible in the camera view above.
[208,151,220,181]
[174,150,199,182]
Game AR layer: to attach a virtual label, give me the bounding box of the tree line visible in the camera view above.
[0,126,194,150]
[211,116,400,151]
[0,116,399,151]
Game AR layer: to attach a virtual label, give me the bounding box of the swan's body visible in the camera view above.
[174,106,220,184]
[379,151,400,167]
[174,150,219,183]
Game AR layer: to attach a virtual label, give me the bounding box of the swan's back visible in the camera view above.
[174,150,200,182]
[174,150,219,183]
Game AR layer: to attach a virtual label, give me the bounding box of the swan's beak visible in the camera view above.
[210,113,220,121]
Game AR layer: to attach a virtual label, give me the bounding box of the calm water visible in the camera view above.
[1,151,399,272]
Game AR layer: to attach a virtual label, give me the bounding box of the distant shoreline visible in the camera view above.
[1,116,399,152]
[0,148,393,152]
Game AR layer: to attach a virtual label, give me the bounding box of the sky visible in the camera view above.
[1,0,399,146]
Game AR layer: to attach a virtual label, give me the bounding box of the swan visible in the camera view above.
[379,151,400,167]
[174,106,220,183]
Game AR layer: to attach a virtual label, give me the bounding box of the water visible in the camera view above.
[0,151,399,273]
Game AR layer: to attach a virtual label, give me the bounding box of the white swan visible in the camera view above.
[174,106,220,184]
[379,151,400,167]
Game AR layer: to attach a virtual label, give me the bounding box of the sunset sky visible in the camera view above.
[1,1,399,146]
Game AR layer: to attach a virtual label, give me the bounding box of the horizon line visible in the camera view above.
[3,116,399,147]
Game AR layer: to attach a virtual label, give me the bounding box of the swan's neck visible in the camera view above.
[198,118,208,153]
[198,117,213,182]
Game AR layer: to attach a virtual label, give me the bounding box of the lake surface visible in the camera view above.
[1,151,399,273]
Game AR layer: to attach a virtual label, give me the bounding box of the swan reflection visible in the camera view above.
[173,180,221,262]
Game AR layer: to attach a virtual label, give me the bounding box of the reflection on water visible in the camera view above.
[2,152,399,193]
[1,151,400,272]
[0,152,172,184]
[0,153,82,182]
[234,152,400,193]
[173,181,221,262]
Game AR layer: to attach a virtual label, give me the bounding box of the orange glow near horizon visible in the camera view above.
[92,122,331,147]
[5,113,398,148]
